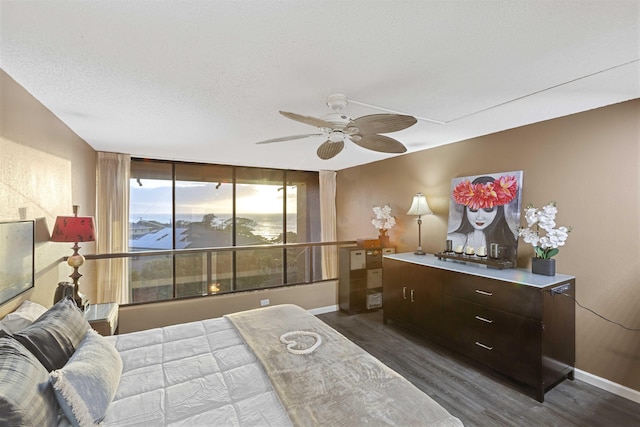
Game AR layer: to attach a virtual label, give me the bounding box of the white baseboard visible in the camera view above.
[574,369,640,404]
[308,305,338,315]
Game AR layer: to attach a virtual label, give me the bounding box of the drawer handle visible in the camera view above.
[410,289,415,303]
[402,286,407,300]
[475,341,493,351]
[475,315,493,324]
[475,289,493,296]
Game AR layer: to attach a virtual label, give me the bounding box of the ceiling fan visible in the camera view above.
[256,93,418,160]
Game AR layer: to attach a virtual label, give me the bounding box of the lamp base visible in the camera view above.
[414,248,426,255]
[53,282,89,310]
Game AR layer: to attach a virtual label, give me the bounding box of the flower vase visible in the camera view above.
[378,230,390,247]
[531,257,556,276]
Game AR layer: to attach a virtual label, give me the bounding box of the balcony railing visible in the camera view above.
[79,241,355,305]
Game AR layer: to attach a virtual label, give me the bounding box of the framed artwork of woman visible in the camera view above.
[446,171,523,265]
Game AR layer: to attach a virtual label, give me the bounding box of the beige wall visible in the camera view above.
[0,69,97,314]
[119,281,337,333]
[336,99,640,392]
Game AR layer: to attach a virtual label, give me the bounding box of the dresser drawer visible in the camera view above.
[444,272,541,319]
[444,296,532,343]
[444,296,542,385]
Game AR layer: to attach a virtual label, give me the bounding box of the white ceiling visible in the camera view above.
[1,1,638,172]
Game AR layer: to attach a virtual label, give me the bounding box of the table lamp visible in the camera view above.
[406,193,432,255]
[51,205,95,308]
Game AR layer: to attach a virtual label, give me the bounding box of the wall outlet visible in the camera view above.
[260,298,270,307]
[551,283,571,295]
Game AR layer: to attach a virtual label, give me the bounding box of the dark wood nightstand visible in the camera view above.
[84,302,119,336]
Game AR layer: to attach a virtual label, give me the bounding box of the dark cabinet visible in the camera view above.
[339,246,395,315]
[382,260,442,336]
[383,254,575,402]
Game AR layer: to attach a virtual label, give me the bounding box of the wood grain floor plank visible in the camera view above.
[317,310,640,427]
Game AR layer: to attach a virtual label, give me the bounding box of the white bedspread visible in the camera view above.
[103,317,292,426]
[101,305,462,426]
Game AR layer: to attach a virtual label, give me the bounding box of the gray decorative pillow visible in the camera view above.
[50,329,123,426]
[0,337,59,426]
[12,297,90,371]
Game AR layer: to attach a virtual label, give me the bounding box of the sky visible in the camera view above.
[130,179,297,216]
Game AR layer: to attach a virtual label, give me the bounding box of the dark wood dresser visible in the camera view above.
[383,253,575,402]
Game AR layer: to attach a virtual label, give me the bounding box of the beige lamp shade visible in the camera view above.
[406,193,433,216]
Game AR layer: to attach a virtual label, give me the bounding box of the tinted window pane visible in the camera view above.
[236,248,284,290]
[129,254,173,303]
[175,163,233,248]
[130,161,174,302]
[235,167,284,245]
[175,251,234,297]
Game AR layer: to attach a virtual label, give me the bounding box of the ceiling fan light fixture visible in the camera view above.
[329,131,344,143]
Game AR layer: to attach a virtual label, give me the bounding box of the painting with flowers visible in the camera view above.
[446,171,523,264]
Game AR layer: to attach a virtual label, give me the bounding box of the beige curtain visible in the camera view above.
[96,152,130,304]
[319,170,338,279]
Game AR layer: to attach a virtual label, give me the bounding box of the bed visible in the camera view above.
[0,298,463,426]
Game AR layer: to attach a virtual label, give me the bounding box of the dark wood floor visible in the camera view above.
[317,309,640,427]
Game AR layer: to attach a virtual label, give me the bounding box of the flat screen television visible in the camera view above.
[0,220,35,305]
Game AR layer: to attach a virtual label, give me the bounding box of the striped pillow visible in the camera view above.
[0,337,59,426]
[12,297,90,371]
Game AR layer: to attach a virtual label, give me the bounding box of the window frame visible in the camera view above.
[129,158,321,303]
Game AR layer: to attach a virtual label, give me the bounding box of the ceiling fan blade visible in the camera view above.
[280,111,334,129]
[256,133,322,144]
[316,140,344,160]
[351,134,407,154]
[349,114,417,134]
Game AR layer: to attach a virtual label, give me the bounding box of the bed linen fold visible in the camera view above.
[225,304,463,427]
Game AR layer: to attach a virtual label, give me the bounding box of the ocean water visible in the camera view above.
[131,213,297,239]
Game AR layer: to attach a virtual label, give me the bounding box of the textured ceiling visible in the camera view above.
[1,0,638,171]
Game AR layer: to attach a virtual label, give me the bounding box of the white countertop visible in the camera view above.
[384,253,575,288]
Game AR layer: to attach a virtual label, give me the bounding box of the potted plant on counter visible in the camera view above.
[518,201,572,276]
[371,204,396,247]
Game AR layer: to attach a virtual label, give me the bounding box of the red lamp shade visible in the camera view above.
[51,216,96,243]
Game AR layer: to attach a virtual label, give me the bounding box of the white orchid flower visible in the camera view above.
[518,202,571,259]
[372,205,396,230]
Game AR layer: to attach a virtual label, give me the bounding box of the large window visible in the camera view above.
[129,159,320,303]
